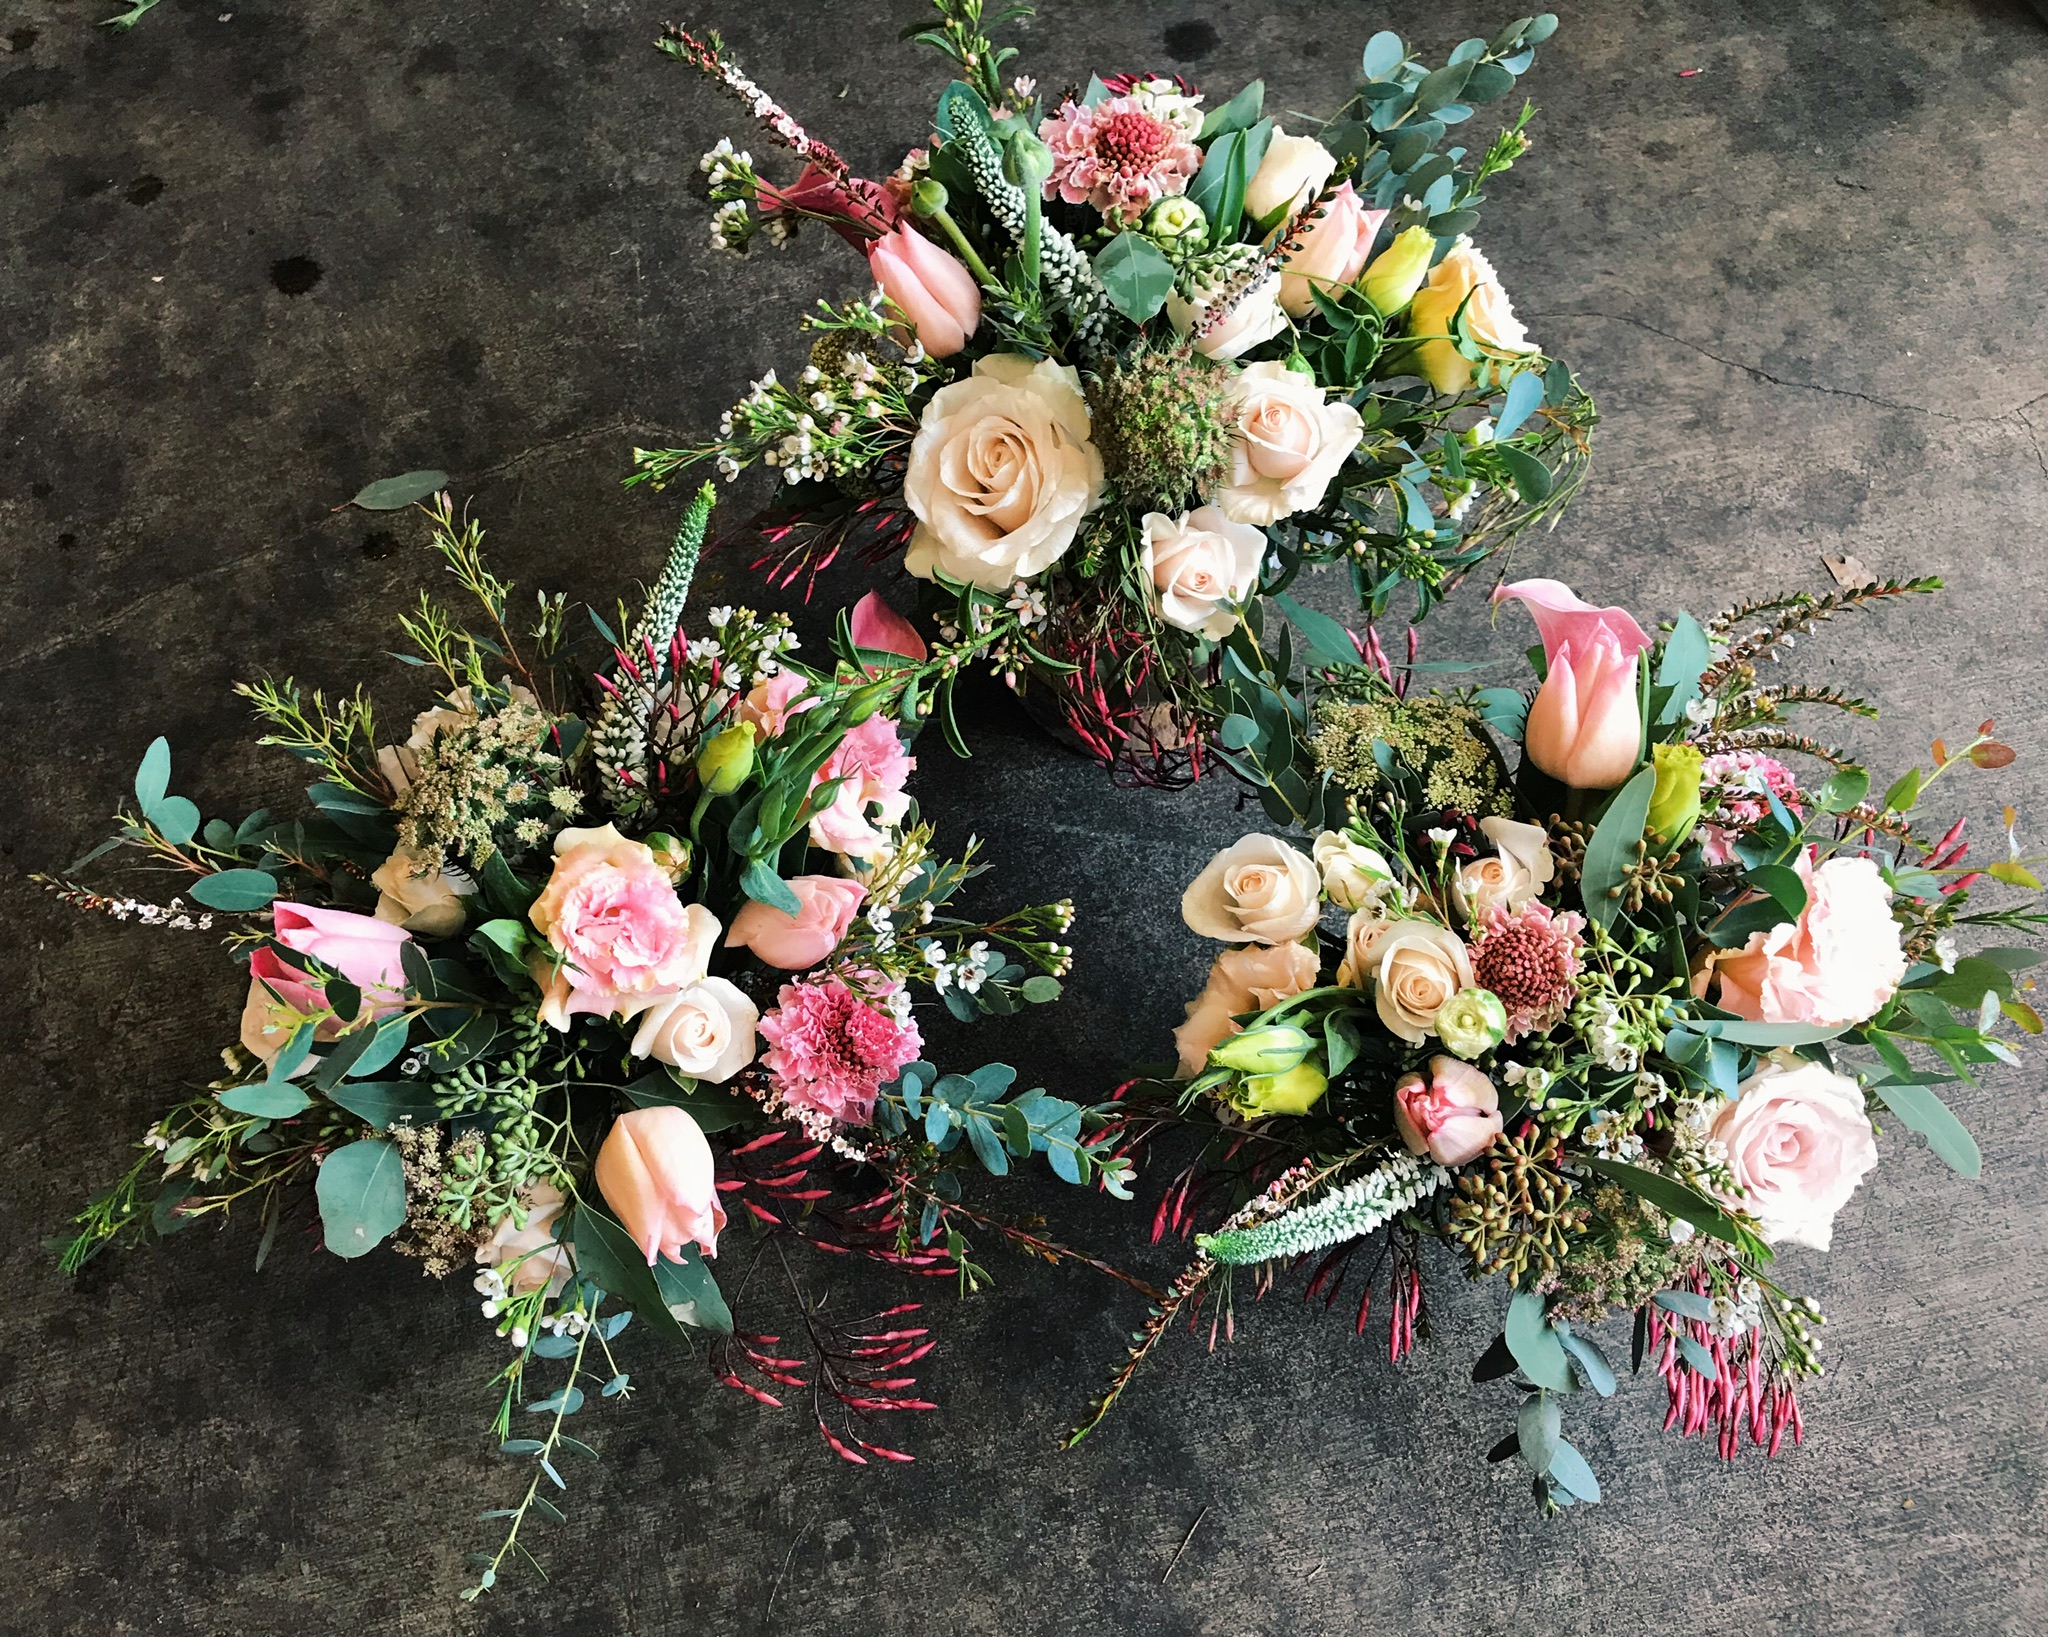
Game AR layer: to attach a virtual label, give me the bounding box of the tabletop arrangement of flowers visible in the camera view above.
[1076,572,2044,1509]
[632,2,1595,779]
[48,484,1135,1595]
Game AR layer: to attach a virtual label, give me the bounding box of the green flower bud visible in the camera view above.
[1434,987,1508,1059]
[1647,741,1705,848]
[1003,131,1054,191]
[1207,1023,1315,1075]
[1231,1061,1330,1118]
[1360,224,1436,316]
[909,179,950,220]
[695,722,758,795]
[1144,195,1208,243]
[1283,351,1317,380]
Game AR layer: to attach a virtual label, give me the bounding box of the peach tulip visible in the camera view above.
[867,222,982,358]
[1278,182,1388,317]
[594,1105,726,1265]
[1494,579,1653,790]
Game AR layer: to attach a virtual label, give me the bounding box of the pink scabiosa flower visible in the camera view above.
[1469,901,1586,1043]
[1038,94,1201,226]
[1699,750,1803,866]
[757,976,923,1127]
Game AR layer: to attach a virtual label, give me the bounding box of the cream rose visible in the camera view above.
[1245,129,1337,222]
[1182,834,1322,945]
[1710,1058,1879,1251]
[1453,816,1555,922]
[1407,239,1538,395]
[624,976,760,1082]
[1172,942,1321,1077]
[370,844,474,937]
[1356,918,1474,1046]
[1140,506,1265,638]
[902,353,1105,591]
[1212,362,1364,526]
[1166,271,1289,361]
[1312,831,1395,912]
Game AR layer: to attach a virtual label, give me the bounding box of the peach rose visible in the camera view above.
[726,875,866,971]
[370,844,473,937]
[1407,238,1538,394]
[1212,362,1364,526]
[1349,918,1474,1046]
[1453,816,1555,922]
[1182,834,1322,945]
[1166,270,1290,361]
[624,976,760,1082]
[1139,506,1266,638]
[1394,1056,1503,1167]
[527,824,719,1030]
[902,354,1105,591]
[1279,182,1388,317]
[1172,942,1322,1077]
[1714,850,1907,1028]
[1710,1058,1879,1250]
[475,1182,574,1298]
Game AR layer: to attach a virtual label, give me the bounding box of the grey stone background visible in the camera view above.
[3,1,2046,1632]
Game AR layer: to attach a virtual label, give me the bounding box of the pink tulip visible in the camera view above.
[726,875,866,971]
[1493,579,1653,790]
[594,1105,726,1265]
[238,946,350,1067]
[867,222,982,358]
[270,902,410,1004]
[1393,1056,1504,1167]
[1278,182,1388,317]
[849,590,929,663]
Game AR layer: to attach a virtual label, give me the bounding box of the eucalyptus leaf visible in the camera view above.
[1871,1081,1981,1177]
[741,859,804,915]
[219,1081,314,1120]
[187,869,279,911]
[325,1079,441,1128]
[1504,1290,1574,1390]
[1094,231,1176,323]
[135,736,172,814]
[315,1138,409,1258]
[1580,765,1656,929]
[347,469,448,510]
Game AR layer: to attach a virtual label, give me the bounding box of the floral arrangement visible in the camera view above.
[49,484,1135,1596]
[1077,573,2044,1509]
[632,4,1596,780]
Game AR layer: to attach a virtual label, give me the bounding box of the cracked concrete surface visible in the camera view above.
[3,2,2047,1634]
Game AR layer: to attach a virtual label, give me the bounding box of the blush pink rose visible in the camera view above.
[727,875,867,971]
[1393,1055,1503,1167]
[1714,849,1907,1028]
[595,1105,726,1264]
[808,715,914,860]
[270,902,411,1004]
[527,824,719,1029]
[1709,1058,1878,1250]
[867,222,982,358]
[739,672,816,738]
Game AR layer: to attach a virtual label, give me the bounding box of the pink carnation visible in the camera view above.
[757,977,922,1127]
[1038,95,1201,226]
[1470,902,1585,1043]
[1699,750,1802,866]
[1714,847,1907,1028]
[809,715,915,860]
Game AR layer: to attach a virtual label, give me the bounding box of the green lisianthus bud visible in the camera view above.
[1647,741,1705,848]
[1360,224,1436,316]
[1434,987,1508,1059]
[1207,1023,1315,1075]
[1003,131,1054,191]
[1231,1060,1330,1118]
[909,179,950,220]
[1144,195,1208,244]
[643,831,692,881]
[695,722,758,795]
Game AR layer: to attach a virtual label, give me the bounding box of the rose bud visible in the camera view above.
[1361,224,1436,317]
[1647,742,1705,848]
[594,1105,727,1265]
[1493,578,1655,791]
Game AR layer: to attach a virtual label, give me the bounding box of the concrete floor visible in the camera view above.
[5,1,2047,1632]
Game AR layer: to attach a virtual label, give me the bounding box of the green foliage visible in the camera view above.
[346,469,448,511]
[316,1139,410,1259]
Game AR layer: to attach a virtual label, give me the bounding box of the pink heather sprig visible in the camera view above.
[658,25,853,179]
